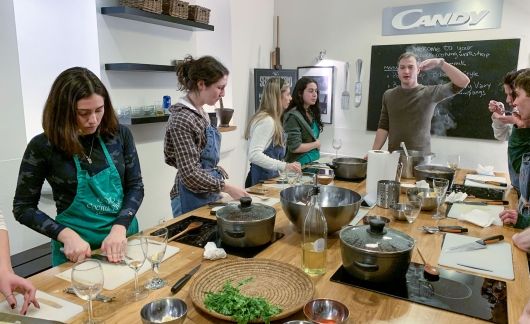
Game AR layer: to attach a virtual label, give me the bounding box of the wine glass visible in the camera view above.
[125,236,149,301]
[332,138,342,159]
[144,227,168,290]
[71,259,104,324]
[432,178,449,220]
[446,154,460,170]
[405,200,422,224]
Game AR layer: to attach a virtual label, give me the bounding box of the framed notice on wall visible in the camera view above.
[253,69,297,111]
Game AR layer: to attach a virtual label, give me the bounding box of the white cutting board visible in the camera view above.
[447,203,504,220]
[438,233,514,280]
[55,244,180,290]
[0,290,83,322]
[464,174,508,189]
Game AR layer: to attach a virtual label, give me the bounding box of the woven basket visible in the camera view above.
[188,5,210,24]
[190,259,314,322]
[120,0,162,14]
[162,0,188,19]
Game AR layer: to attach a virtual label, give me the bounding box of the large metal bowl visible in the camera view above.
[414,164,455,188]
[280,185,362,233]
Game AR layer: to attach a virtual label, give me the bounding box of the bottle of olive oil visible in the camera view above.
[302,185,327,276]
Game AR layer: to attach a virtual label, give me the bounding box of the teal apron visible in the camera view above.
[51,137,138,265]
[298,121,321,165]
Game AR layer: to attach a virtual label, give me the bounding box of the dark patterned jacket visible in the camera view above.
[12,125,144,240]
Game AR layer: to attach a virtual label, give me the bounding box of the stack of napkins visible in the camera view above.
[456,209,502,228]
[446,191,468,203]
[476,164,495,176]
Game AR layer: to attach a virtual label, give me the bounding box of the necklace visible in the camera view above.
[84,136,95,164]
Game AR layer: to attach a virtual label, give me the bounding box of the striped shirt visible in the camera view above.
[164,97,226,199]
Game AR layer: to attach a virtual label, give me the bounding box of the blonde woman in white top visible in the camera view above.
[245,78,301,187]
[0,211,39,314]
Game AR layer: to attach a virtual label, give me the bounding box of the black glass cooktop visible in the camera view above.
[330,263,507,323]
[158,215,284,259]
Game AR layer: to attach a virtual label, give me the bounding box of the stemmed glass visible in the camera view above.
[145,227,168,290]
[405,200,422,224]
[125,236,148,301]
[432,178,450,220]
[446,154,460,170]
[332,138,342,159]
[71,259,104,324]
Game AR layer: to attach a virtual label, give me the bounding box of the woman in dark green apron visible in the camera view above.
[13,67,144,266]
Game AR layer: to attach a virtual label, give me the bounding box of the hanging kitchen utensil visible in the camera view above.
[273,16,282,69]
[354,59,362,107]
[341,62,350,110]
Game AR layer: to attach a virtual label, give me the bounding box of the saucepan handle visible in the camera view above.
[353,261,379,272]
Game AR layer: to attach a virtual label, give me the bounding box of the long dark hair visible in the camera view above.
[176,55,229,92]
[284,77,323,132]
[42,67,118,157]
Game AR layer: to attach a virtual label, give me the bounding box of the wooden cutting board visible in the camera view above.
[438,233,514,280]
[55,244,180,290]
[0,290,83,322]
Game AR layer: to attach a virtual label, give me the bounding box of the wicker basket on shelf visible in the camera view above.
[120,0,162,14]
[162,0,188,19]
[188,5,210,24]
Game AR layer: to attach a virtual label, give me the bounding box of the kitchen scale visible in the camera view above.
[330,262,507,323]
[158,215,284,258]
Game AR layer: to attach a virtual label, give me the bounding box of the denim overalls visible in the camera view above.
[245,139,286,188]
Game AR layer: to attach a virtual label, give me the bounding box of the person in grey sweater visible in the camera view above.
[371,52,470,154]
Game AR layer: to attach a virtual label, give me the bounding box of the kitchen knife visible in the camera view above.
[452,200,509,205]
[171,264,201,294]
[447,234,504,253]
[466,178,507,187]
[90,253,126,265]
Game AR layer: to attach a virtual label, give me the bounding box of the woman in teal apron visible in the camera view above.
[13,67,144,266]
[244,78,301,187]
[283,77,324,165]
[164,55,247,217]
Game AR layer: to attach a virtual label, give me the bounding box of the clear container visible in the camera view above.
[302,186,327,276]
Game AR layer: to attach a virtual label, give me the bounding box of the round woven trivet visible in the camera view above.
[190,258,314,323]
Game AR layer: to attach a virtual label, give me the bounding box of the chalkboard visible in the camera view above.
[366,39,520,140]
[254,69,297,111]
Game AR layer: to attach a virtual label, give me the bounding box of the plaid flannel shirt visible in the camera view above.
[164,101,226,199]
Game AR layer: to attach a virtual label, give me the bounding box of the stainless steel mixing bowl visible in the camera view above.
[280,185,362,233]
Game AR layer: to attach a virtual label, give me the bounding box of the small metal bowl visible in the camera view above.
[283,321,313,324]
[390,203,413,221]
[303,298,349,324]
[140,298,187,324]
[362,215,390,225]
[407,187,437,211]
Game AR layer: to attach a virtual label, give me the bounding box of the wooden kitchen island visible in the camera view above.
[20,170,530,323]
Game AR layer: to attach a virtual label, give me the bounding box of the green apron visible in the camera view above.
[298,121,321,165]
[51,137,138,266]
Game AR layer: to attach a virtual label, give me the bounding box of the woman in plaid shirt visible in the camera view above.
[164,55,247,216]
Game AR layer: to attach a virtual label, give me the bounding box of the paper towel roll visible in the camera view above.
[365,150,401,205]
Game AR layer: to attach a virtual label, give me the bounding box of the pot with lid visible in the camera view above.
[394,149,434,179]
[327,157,367,180]
[339,219,415,282]
[216,197,275,247]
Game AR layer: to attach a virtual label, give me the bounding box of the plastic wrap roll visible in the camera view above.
[365,150,400,205]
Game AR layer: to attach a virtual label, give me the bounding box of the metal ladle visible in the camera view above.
[400,141,409,157]
[417,246,440,281]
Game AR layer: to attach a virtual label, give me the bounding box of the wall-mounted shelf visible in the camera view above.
[101,6,214,31]
[121,114,169,125]
[105,63,176,72]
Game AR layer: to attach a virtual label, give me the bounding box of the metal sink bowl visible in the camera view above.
[280,185,362,233]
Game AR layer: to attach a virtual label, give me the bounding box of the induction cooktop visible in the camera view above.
[158,215,284,258]
[330,262,507,323]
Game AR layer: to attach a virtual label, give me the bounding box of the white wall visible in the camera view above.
[275,0,530,171]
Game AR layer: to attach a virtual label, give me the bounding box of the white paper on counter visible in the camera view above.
[55,243,180,290]
[0,290,83,322]
[365,150,400,202]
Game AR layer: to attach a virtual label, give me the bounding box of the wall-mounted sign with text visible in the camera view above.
[382,0,503,36]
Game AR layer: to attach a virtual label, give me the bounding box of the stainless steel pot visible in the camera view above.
[394,150,434,179]
[328,157,367,180]
[216,197,275,247]
[414,164,455,188]
[339,219,414,282]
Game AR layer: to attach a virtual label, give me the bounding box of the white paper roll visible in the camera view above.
[365,150,401,204]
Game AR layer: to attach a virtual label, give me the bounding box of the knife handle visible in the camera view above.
[171,274,192,294]
[485,200,509,205]
[438,226,468,233]
[483,234,504,244]
[484,181,507,187]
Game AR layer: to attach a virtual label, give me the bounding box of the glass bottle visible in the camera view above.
[302,185,327,276]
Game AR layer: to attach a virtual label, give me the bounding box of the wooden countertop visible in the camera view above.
[19,170,529,323]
